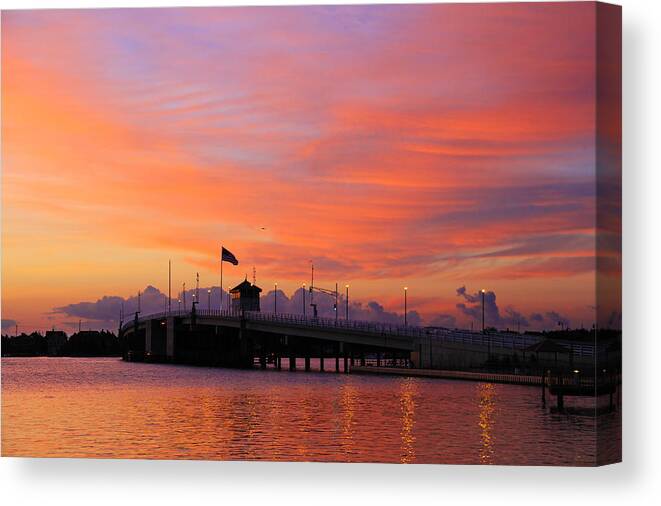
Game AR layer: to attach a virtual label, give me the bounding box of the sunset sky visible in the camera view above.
[1,3,620,333]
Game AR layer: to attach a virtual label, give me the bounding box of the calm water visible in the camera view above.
[1,358,620,465]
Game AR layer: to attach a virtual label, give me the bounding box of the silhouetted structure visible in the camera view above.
[230,279,261,312]
[46,330,68,356]
[62,330,121,356]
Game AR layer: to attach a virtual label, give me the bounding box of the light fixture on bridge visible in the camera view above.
[404,287,408,326]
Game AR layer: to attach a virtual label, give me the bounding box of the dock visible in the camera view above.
[350,365,542,386]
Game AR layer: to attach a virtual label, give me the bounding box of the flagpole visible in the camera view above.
[220,247,224,312]
[168,259,171,315]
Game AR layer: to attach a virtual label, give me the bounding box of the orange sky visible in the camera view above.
[1,4,620,333]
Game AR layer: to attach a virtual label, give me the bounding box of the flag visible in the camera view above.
[221,247,239,265]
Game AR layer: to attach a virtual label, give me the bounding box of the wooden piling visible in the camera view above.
[557,390,564,411]
[541,368,546,406]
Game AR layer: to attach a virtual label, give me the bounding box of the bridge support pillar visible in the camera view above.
[377,352,381,367]
[260,355,266,370]
[289,356,296,371]
[276,355,282,370]
[319,355,324,372]
[305,356,310,372]
[360,354,365,367]
[335,356,340,373]
[145,320,152,357]
[343,355,349,374]
[166,317,175,360]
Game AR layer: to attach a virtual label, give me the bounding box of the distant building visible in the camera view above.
[45,330,67,356]
[230,279,262,312]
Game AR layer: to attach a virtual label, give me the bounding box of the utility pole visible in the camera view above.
[168,260,172,315]
[302,283,306,317]
[345,285,350,320]
[274,282,278,314]
[182,283,186,311]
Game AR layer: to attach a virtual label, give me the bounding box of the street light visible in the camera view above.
[481,289,486,333]
[345,285,350,320]
[207,289,211,311]
[481,288,490,362]
[274,282,278,314]
[404,287,408,327]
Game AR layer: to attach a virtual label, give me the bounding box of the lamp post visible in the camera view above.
[481,288,491,361]
[302,283,306,317]
[178,298,181,312]
[404,287,408,326]
[481,289,485,333]
[274,282,278,314]
[207,289,211,311]
[345,285,350,320]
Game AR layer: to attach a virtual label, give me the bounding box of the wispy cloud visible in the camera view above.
[1,4,617,332]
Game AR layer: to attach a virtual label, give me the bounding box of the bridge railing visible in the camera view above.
[425,327,596,358]
[120,310,596,357]
[243,311,427,339]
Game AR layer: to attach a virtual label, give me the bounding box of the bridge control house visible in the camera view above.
[230,279,262,312]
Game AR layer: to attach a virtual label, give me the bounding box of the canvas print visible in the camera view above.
[1,2,621,466]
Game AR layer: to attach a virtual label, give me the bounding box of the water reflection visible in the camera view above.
[477,382,495,463]
[340,384,356,460]
[1,358,619,465]
[400,378,416,463]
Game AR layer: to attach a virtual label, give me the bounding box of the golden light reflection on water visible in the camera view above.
[400,378,417,463]
[1,358,615,465]
[340,383,357,460]
[477,382,495,463]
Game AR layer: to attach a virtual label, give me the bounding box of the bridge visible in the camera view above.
[120,309,418,370]
[119,308,600,372]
